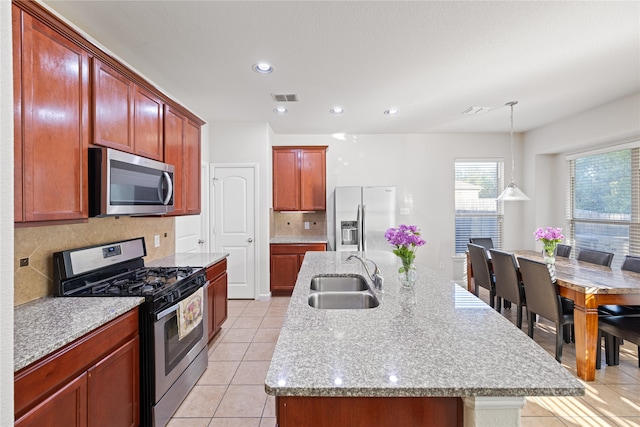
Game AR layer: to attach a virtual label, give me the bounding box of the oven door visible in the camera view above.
[153,284,208,401]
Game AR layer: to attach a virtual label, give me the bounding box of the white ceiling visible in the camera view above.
[43,0,640,135]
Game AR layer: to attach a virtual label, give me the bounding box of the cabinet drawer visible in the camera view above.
[270,243,326,255]
[206,258,227,281]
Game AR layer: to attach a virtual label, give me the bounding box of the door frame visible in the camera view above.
[210,162,260,300]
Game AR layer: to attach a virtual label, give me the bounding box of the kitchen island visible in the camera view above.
[265,251,584,427]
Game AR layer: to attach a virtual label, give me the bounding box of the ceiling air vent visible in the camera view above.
[272,93,299,102]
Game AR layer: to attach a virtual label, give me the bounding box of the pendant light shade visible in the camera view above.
[497,101,530,202]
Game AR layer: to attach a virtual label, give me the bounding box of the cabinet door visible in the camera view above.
[271,254,300,294]
[273,148,300,210]
[184,119,201,214]
[206,279,216,341]
[164,106,185,214]
[133,86,163,161]
[15,372,88,427]
[213,272,228,334]
[93,58,134,153]
[19,11,89,222]
[87,337,139,427]
[300,149,326,211]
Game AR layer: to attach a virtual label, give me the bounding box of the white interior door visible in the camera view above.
[212,165,256,299]
[174,162,210,253]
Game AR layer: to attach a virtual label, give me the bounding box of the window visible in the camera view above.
[568,146,639,269]
[455,160,503,254]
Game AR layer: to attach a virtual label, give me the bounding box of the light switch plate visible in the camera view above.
[154,235,160,247]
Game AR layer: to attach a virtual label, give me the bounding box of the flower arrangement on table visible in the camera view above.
[534,226,565,258]
[385,225,426,286]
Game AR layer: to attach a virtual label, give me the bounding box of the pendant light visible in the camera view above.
[497,101,530,201]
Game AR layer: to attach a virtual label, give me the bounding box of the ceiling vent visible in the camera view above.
[272,93,299,102]
[462,106,492,115]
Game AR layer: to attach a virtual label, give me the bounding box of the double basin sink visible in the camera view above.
[308,275,379,309]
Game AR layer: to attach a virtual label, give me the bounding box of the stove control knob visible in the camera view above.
[165,293,174,304]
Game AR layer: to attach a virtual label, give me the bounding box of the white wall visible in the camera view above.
[274,133,527,274]
[1,0,14,423]
[523,93,640,249]
[209,122,272,297]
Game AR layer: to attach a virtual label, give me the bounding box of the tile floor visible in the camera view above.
[168,290,640,427]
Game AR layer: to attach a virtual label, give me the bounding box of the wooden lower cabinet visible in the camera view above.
[270,243,326,296]
[14,309,140,427]
[275,396,463,427]
[206,258,228,341]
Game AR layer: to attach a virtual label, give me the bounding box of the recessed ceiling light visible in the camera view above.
[330,106,344,114]
[273,106,287,114]
[253,62,273,74]
[384,108,399,115]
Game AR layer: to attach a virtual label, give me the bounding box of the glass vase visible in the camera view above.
[398,263,417,288]
[542,246,557,282]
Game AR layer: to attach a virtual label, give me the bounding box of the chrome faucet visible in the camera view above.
[346,255,384,290]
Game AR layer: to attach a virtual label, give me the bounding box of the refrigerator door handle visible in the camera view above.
[357,204,363,251]
[361,205,367,252]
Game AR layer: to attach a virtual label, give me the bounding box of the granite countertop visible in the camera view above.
[147,252,228,269]
[270,236,328,244]
[14,296,144,372]
[265,251,584,398]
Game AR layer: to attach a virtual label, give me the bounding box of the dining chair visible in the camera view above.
[556,244,572,258]
[576,248,614,267]
[596,316,640,368]
[469,237,494,250]
[490,249,526,329]
[517,257,574,363]
[467,243,496,308]
[599,255,640,317]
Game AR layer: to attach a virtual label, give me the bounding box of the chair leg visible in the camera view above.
[556,322,564,363]
[637,346,640,368]
[489,289,495,309]
[527,311,535,338]
[596,330,602,370]
[495,297,502,313]
[516,305,523,330]
[604,333,621,366]
[504,300,511,309]
[563,325,571,344]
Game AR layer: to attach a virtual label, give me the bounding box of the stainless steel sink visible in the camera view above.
[308,291,380,309]
[310,275,369,292]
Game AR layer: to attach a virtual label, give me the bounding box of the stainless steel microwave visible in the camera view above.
[89,147,175,216]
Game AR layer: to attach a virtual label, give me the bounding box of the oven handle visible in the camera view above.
[156,303,180,321]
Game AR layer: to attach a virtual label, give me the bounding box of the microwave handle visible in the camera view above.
[160,172,173,205]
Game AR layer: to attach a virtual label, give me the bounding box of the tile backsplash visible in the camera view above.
[14,216,175,306]
[271,211,327,237]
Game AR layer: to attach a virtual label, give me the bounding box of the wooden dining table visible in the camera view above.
[466,250,640,381]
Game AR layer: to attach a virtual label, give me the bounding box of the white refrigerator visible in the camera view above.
[334,186,397,252]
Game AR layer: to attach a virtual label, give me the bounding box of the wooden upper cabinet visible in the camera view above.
[93,58,164,161]
[14,5,89,222]
[164,105,201,215]
[273,146,327,211]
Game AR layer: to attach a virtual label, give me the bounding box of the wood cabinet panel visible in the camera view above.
[276,396,462,427]
[270,244,327,295]
[206,259,228,341]
[93,58,134,152]
[273,146,327,211]
[15,372,87,427]
[133,86,163,161]
[164,106,201,215]
[87,337,139,427]
[13,5,23,222]
[16,7,89,222]
[273,149,300,211]
[300,149,326,211]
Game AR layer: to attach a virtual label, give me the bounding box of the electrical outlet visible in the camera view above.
[20,258,29,267]
[154,235,160,248]
[439,261,445,270]
[304,222,310,229]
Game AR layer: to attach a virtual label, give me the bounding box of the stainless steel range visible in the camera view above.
[53,237,208,427]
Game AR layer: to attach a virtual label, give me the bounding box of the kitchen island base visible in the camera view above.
[275,395,463,427]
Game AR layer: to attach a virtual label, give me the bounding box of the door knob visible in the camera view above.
[198,239,205,244]
[248,238,253,243]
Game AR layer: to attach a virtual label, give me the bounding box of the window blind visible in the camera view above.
[455,160,504,254]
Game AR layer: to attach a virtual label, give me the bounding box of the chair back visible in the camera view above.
[556,244,572,258]
[469,237,494,250]
[490,249,522,304]
[517,257,562,323]
[621,255,640,273]
[467,243,493,292]
[577,249,614,267]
